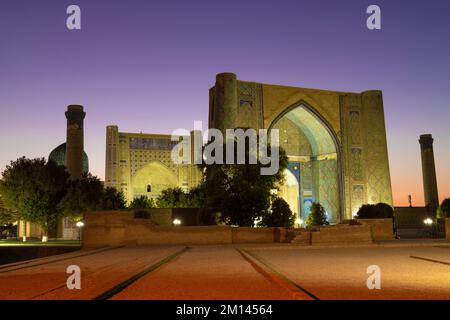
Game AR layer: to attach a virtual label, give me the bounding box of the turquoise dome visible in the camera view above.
[49,143,89,173]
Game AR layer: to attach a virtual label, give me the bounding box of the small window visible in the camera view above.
[147,185,151,193]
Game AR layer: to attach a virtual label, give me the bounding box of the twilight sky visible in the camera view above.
[1,0,449,206]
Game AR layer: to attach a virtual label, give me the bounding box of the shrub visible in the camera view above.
[100,187,126,210]
[259,197,294,227]
[305,202,329,226]
[355,203,394,219]
[437,198,450,218]
[129,195,155,209]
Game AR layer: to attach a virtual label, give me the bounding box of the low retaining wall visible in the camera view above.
[130,224,233,246]
[356,218,394,240]
[310,225,373,245]
[231,227,286,243]
[82,211,287,248]
[82,212,385,247]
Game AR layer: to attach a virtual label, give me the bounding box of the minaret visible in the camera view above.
[419,134,439,211]
[105,125,119,187]
[65,105,86,179]
[213,73,237,132]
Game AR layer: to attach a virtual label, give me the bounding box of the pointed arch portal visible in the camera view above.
[270,103,342,223]
[131,161,178,200]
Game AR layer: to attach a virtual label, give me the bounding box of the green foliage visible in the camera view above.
[201,138,288,227]
[185,184,206,208]
[0,223,16,238]
[355,203,394,219]
[259,197,294,227]
[156,185,205,208]
[0,193,17,238]
[99,187,126,210]
[0,157,129,238]
[437,198,450,218]
[305,202,329,226]
[59,173,104,220]
[0,157,69,234]
[129,195,155,209]
[0,195,18,225]
[157,187,185,208]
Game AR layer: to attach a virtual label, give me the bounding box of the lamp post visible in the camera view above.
[423,218,433,238]
[76,221,84,241]
[295,218,303,228]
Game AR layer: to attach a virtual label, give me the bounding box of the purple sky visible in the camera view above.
[1,0,449,206]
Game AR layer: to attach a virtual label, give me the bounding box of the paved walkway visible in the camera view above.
[111,246,301,300]
[0,244,449,300]
[0,247,182,300]
[250,245,450,299]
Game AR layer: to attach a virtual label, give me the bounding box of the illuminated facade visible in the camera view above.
[209,73,393,223]
[105,126,202,203]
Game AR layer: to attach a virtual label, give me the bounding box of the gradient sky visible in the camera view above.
[1,0,449,206]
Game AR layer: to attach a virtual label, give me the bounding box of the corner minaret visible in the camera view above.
[212,72,237,131]
[65,105,86,179]
[419,134,439,211]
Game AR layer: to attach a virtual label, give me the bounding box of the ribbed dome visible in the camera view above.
[48,143,89,173]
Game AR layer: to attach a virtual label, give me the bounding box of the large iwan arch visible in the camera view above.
[269,103,342,223]
[131,161,178,200]
[209,73,394,220]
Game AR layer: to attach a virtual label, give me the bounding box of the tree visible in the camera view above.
[0,195,18,238]
[0,157,69,238]
[59,173,104,220]
[156,186,206,208]
[0,195,18,225]
[202,138,288,226]
[157,187,186,208]
[306,202,329,226]
[259,197,294,227]
[437,198,450,218]
[129,195,155,209]
[185,184,206,208]
[355,203,394,219]
[99,187,126,210]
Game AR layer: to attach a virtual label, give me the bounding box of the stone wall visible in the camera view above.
[140,208,172,226]
[85,208,212,228]
[82,211,287,248]
[356,218,394,240]
[128,224,233,246]
[231,227,285,243]
[310,224,373,245]
[82,212,388,248]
